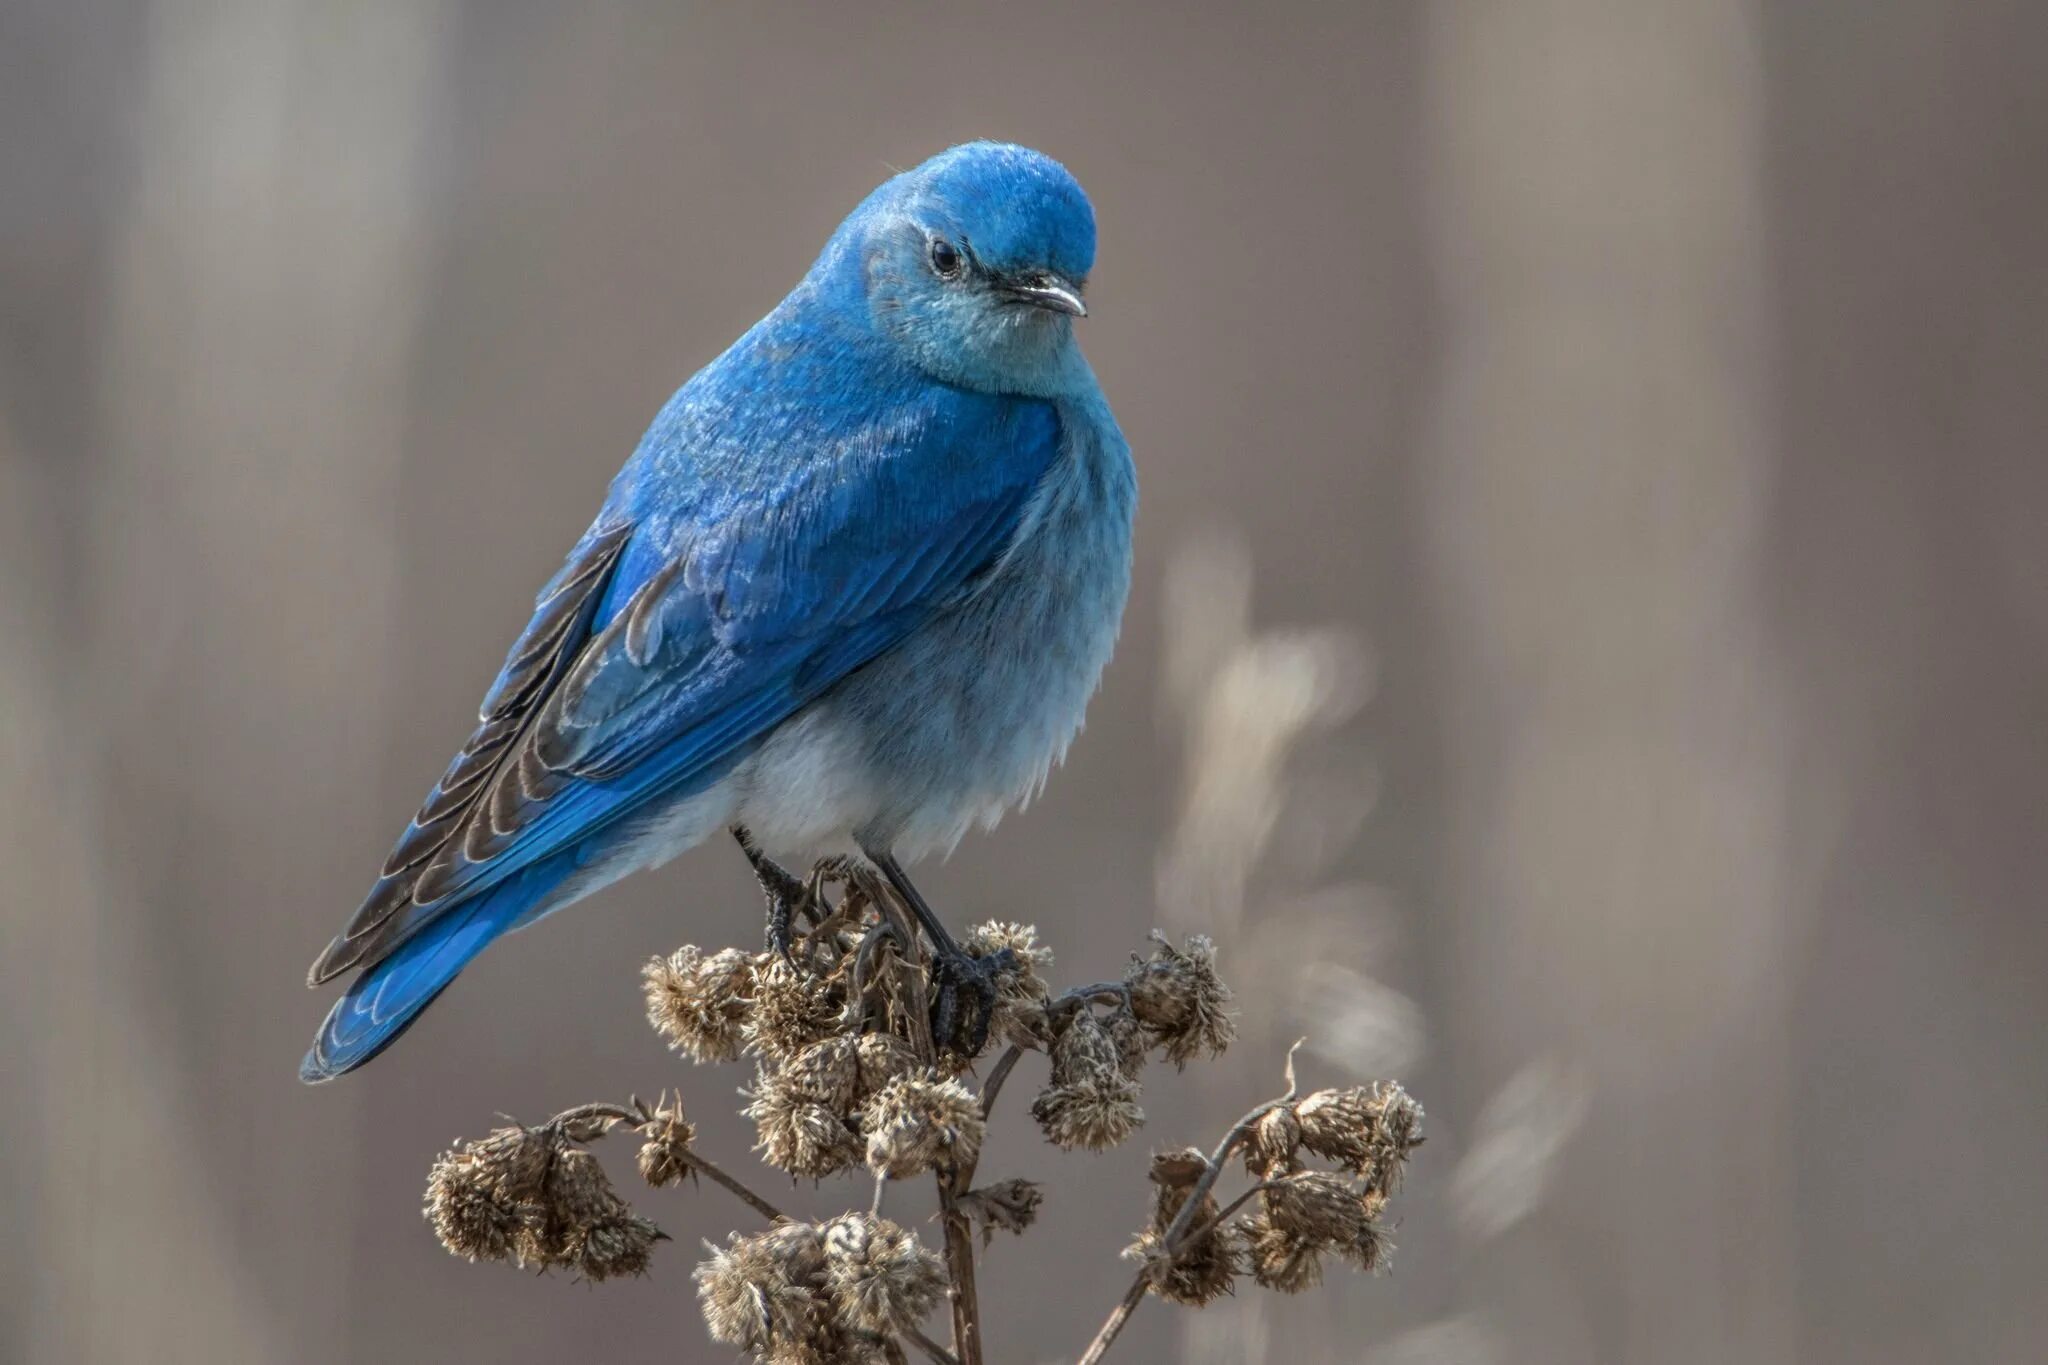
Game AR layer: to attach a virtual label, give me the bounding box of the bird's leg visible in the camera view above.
[732,826,806,959]
[860,844,1014,1057]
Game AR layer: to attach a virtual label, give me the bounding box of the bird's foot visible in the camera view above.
[930,944,1019,1059]
[732,826,807,959]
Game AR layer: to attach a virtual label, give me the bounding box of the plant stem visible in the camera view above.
[1077,1280,1149,1365]
[545,1100,790,1224]
[1075,1041,1308,1364]
[687,1151,786,1223]
[935,1174,985,1365]
[866,879,983,1365]
[977,1045,1025,1119]
[905,1326,962,1365]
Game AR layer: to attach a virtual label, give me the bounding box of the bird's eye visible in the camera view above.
[928,238,963,279]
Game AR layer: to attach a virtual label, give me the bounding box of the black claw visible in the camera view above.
[929,945,1017,1058]
[732,826,804,958]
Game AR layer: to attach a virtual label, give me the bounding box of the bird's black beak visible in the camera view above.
[1000,274,1087,317]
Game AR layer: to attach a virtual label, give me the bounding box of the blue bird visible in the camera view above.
[302,142,1134,1082]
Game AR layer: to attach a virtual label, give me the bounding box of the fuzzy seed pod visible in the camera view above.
[1295,1082,1424,1193]
[1242,1104,1303,1178]
[820,1212,947,1335]
[1243,1211,1324,1294]
[694,1221,831,1352]
[572,1212,663,1281]
[744,1069,861,1179]
[861,1072,985,1178]
[423,1125,558,1265]
[643,945,756,1063]
[1123,932,1235,1067]
[1338,1210,1394,1274]
[1105,1003,1151,1079]
[424,1132,531,1263]
[852,1032,920,1101]
[425,1122,661,1279]
[746,957,843,1063]
[1261,1170,1368,1246]
[1031,1008,1146,1151]
[635,1098,696,1188]
[1123,1148,1241,1306]
[781,1036,862,1112]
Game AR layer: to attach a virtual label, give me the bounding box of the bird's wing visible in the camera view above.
[310,394,1063,983]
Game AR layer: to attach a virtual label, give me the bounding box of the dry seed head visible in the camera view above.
[1363,1081,1424,1195]
[1339,1213,1394,1275]
[573,1213,662,1281]
[1105,1003,1151,1079]
[1031,1071,1145,1151]
[1125,1224,1242,1307]
[860,1072,985,1178]
[1243,1104,1304,1178]
[1123,932,1235,1067]
[1294,1086,1382,1173]
[1262,1170,1368,1245]
[643,945,756,1063]
[423,1124,559,1265]
[1243,1211,1325,1294]
[424,1124,663,1278]
[744,1069,861,1179]
[852,1032,919,1101]
[1049,1007,1124,1082]
[546,1146,628,1231]
[424,1142,523,1263]
[746,956,842,1062]
[635,1097,696,1188]
[1034,1008,1146,1150]
[1295,1082,1425,1192]
[694,1221,830,1351]
[956,1178,1043,1246]
[781,1035,862,1111]
[819,1212,947,1335]
[1122,1148,1239,1306]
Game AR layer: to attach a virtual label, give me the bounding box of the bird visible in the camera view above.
[301,141,1135,1082]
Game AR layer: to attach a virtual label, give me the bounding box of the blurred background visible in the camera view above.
[4,2,2045,1362]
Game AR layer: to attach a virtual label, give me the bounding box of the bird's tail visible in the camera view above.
[299,861,567,1083]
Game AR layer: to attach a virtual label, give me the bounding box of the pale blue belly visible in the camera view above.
[734,398,1136,861]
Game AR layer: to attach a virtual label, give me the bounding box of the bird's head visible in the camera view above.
[818,142,1098,396]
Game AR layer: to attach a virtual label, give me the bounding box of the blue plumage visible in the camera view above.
[303,142,1133,1082]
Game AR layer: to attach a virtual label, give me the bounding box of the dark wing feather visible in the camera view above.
[306,522,632,984]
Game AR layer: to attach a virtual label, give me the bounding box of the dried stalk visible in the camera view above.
[1076,1041,1306,1365]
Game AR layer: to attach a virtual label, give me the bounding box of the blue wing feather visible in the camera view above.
[308,313,1065,993]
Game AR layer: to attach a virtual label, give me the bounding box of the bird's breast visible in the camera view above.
[737,395,1135,860]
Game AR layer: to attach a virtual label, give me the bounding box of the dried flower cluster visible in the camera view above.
[696,1214,946,1361]
[424,1110,661,1282]
[1119,1074,1423,1310]
[1123,931,1236,1066]
[424,860,1421,1364]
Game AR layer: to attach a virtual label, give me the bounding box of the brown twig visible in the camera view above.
[977,1045,1026,1119]
[865,879,985,1365]
[1075,1040,1308,1365]
[547,1099,789,1224]
[905,1325,962,1365]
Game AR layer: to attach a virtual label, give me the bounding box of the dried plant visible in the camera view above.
[422,863,1422,1362]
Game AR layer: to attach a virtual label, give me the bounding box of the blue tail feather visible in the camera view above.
[299,861,566,1083]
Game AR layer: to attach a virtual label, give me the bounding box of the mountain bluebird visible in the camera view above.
[302,142,1134,1081]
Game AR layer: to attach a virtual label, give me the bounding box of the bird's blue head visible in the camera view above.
[814,142,1098,397]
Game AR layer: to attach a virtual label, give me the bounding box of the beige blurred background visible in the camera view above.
[4,3,2046,1362]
